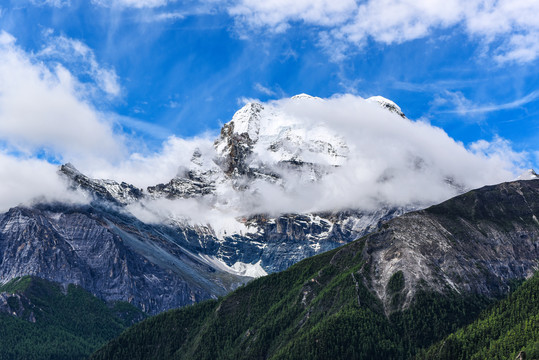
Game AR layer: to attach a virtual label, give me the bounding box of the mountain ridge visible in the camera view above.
[91,178,539,360]
[0,94,524,316]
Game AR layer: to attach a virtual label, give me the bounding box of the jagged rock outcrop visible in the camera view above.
[60,163,144,205]
[1,94,483,316]
[367,95,406,117]
[360,179,539,313]
[0,292,36,322]
[0,204,250,314]
[214,102,263,177]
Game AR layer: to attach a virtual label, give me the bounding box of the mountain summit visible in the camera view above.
[91,178,539,360]
[0,94,521,315]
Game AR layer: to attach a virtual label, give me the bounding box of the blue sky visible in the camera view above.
[0,0,538,169]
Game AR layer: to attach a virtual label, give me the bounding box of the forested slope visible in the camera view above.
[0,276,144,360]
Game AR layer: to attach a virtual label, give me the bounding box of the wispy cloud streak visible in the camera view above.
[439,91,539,115]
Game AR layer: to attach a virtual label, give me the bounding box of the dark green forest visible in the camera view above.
[0,276,144,360]
[0,242,536,360]
[91,238,503,360]
[418,272,539,360]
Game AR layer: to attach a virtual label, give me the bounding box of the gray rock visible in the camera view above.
[0,204,249,314]
[360,179,539,314]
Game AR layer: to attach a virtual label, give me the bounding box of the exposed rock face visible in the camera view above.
[1,94,481,315]
[60,164,144,205]
[0,204,249,314]
[214,102,262,177]
[360,179,539,313]
[234,207,408,273]
[147,174,215,199]
[0,292,36,322]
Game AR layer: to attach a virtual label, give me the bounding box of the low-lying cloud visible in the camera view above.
[0,152,87,213]
[117,95,529,229]
[0,31,531,224]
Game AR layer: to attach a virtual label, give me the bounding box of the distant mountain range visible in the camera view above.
[0,94,538,359]
[91,178,539,360]
[1,95,437,315]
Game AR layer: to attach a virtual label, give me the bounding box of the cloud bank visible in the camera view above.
[0,31,531,224]
[0,31,125,212]
[232,95,525,214]
[120,95,528,230]
[228,0,539,63]
[0,152,87,213]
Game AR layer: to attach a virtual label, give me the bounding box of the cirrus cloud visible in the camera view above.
[228,0,539,64]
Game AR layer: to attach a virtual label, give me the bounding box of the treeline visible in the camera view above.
[0,276,144,360]
[417,273,539,360]
[91,240,498,360]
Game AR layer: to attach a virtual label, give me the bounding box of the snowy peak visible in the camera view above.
[212,102,265,177]
[290,93,322,101]
[60,162,84,178]
[367,95,405,118]
[212,97,349,182]
[59,164,144,205]
[227,102,263,141]
[517,169,539,180]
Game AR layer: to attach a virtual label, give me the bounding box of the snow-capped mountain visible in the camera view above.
[517,169,539,180]
[1,94,496,314]
[58,95,425,276]
[59,94,489,277]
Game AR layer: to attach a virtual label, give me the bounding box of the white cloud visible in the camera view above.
[38,33,121,97]
[229,0,356,31]
[254,83,276,96]
[470,136,528,169]
[0,152,87,213]
[227,0,539,63]
[0,31,125,164]
[230,95,524,214]
[0,32,132,212]
[31,0,71,7]
[151,11,186,21]
[86,135,215,188]
[432,90,539,115]
[92,0,170,8]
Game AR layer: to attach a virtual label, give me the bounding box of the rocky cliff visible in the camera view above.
[0,94,501,315]
[361,178,539,313]
[0,203,249,314]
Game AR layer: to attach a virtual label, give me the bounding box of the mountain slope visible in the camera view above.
[417,272,539,360]
[361,178,539,312]
[0,203,250,314]
[91,179,539,360]
[0,276,144,360]
[0,95,520,316]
